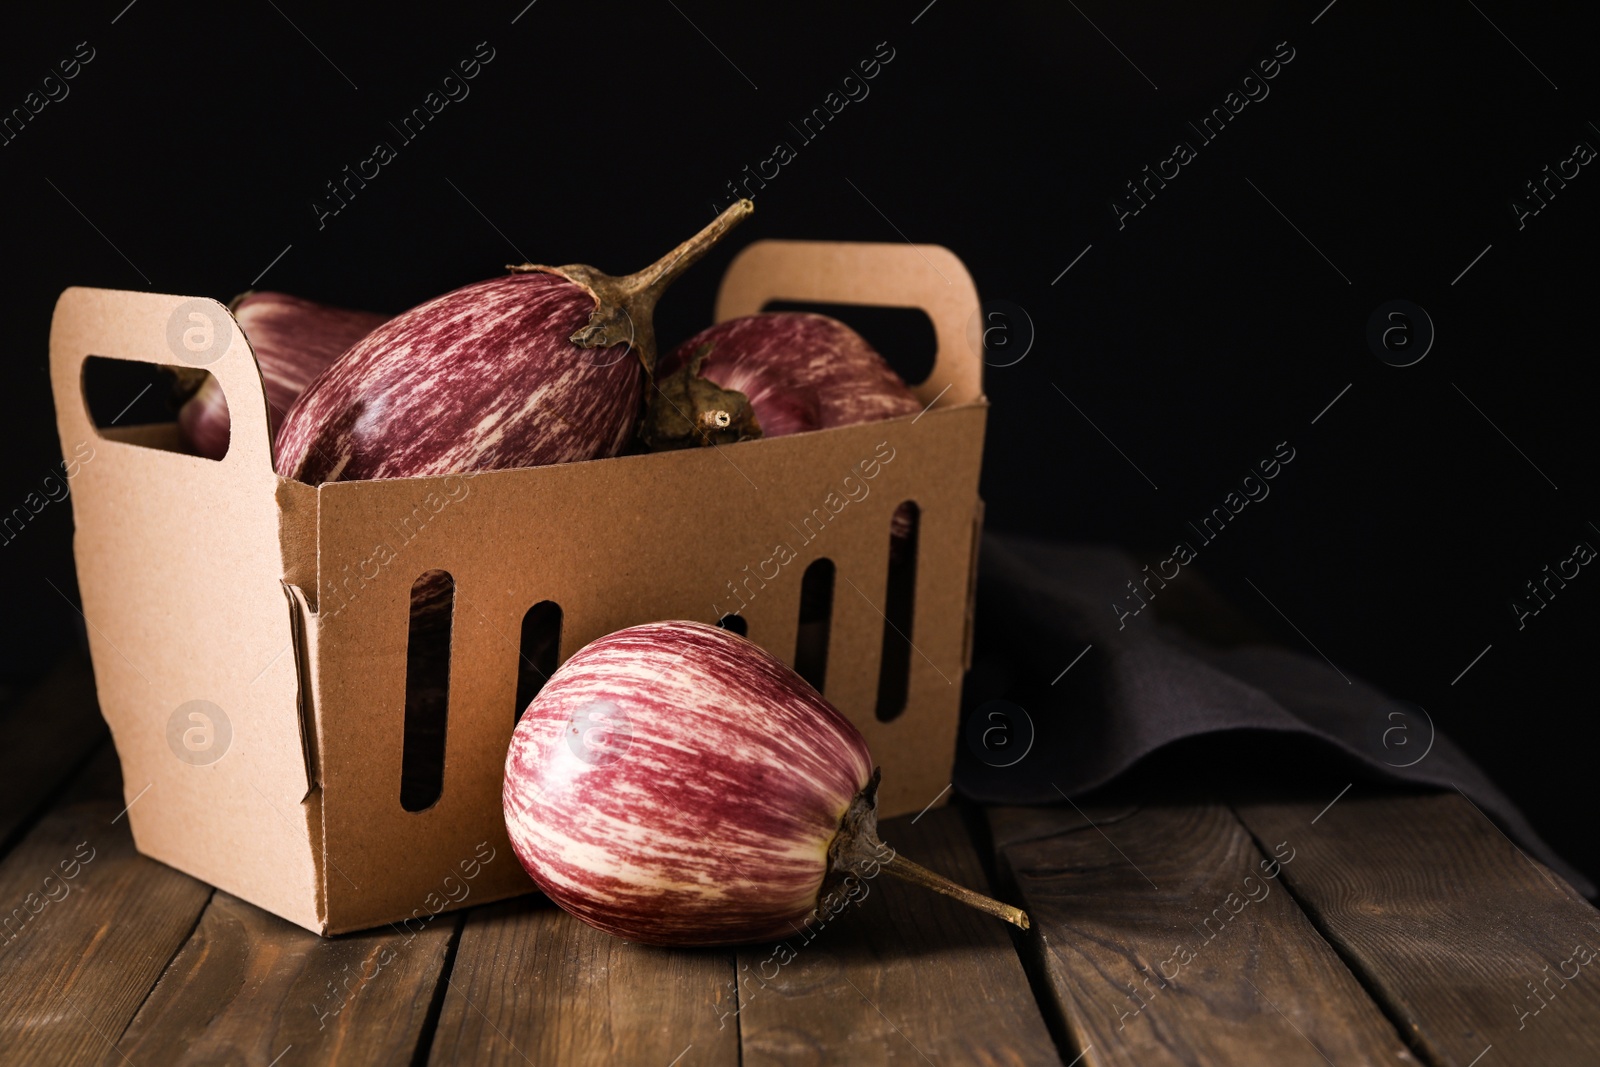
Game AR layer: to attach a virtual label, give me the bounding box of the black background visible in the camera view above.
[2,2,1595,881]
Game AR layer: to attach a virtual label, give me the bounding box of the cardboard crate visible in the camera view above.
[49,240,988,935]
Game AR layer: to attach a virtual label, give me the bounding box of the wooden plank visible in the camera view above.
[427,895,739,1067]
[102,890,457,1066]
[0,745,214,1064]
[736,805,1061,1066]
[1233,791,1600,1067]
[0,653,107,855]
[996,802,1417,1067]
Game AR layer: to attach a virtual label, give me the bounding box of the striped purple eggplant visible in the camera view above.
[275,200,753,484]
[502,620,1028,946]
[176,292,389,460]
[641,312,921,449]
[647,313,921,547]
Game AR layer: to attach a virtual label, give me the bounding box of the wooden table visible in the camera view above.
[3,657,1598,1066]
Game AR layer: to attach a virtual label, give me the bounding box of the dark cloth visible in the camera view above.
[952,533,1594,898]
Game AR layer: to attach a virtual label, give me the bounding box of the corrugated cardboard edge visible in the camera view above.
[964,496,986,672]
[282,581,319,801]
[282,579,329,931]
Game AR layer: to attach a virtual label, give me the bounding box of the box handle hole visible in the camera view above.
[82,355,226,459]
[515,600,562,722]
[875,502,920,722]
[401,570,454,812]
[795,558,835,693]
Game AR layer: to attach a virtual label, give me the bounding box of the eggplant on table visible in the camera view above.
[503,620,1028,946]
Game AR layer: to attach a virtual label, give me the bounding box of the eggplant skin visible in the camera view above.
[504,620,875,946]
[177,292,388,461]
[663,312,921,547]
[275,273,640,484]
[659,312,921,438]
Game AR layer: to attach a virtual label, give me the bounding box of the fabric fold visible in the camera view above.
[952,533,1593,898]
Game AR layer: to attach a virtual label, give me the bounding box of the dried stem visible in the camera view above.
[508,199,754,379]
[828,769,1031,932]
[878,852,1031,930]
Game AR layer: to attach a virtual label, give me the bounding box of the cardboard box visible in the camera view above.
[49,240,988,935]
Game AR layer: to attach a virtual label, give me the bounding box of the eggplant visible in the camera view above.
[276,200,753,484]
[503,620,1029,946]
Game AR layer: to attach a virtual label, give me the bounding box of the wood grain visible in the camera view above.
[0,746,213,1066]
[995,802,1417,1067]
[102,890,457,1066]
[735,806,1061,1066]
[988,804,1139,855]
[1233,791,1600,1067]
[427,894,738,1067]
[0,653,107,856]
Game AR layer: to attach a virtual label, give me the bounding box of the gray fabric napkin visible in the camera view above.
[952,532,1594,898]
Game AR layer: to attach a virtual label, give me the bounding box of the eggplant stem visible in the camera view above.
[827,768,1031,933]
[622,199,754,297]
[879,851,1031,930]
[506,199,754,379]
